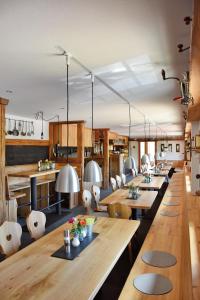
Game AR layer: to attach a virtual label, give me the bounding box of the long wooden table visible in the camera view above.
[9,169,61,212]
[100,189,158,210]
[0,216,139,300]
[129,176,165,191]
[119,172,192,300]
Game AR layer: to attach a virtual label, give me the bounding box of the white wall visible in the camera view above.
[157,140,184,161]
[129,141,139,169]
[5,114,49,140]
[191,121,200,194]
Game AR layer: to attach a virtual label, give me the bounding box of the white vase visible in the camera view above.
[82,228,87,238]
[72,236,80,247]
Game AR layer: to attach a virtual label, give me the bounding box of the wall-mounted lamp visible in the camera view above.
[177,44,190,53]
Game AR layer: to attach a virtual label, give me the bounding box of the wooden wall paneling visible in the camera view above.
[0,98,9,223]
[6,139,49,146]
[188,0,200,121]
[84,127,92,147]
[61,124,77,146]
[77,122,85,203]
[103,129,109,189]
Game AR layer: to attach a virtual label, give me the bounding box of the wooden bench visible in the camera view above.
[119,172,193,300]
[185,173,200,300]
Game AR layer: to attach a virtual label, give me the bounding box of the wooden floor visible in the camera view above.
[186,173,200,300]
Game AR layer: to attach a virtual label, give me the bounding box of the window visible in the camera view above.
[140,142,145,159]
[147,141,155,161]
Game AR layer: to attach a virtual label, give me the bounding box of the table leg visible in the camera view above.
[55,173,61,215]
[31,177,37,210]
[132,208,137,220]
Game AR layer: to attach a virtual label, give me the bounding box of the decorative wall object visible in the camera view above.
[195,135,200,148]
[168,144,172,152]
[176,144,180,152]
[161,144,164,152]
[5,118,35,137]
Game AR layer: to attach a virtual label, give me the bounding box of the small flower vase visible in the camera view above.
[87,224,93,237]
[128,191,132,199]
[79,232,84,242]
[132,191,138,200]
[72,234,80,247]
[82,227,87,238]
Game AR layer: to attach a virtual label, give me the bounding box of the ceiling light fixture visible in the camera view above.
[84,73,102,183]
[55,54,80,193]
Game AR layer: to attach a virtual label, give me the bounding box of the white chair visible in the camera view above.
[110,177,117,191]
[116,175,122,188]
[121,173,126,186]
[141,163,148,174]
[82,190,92,214]
[92,185,107,212]
[131,169,136,177]
[26,210,46,240]
[0,221,22,256]
[82,189,107,216]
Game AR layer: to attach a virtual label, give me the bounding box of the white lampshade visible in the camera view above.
[141,154,150,165]
[84,160,102,183]
[124,156,136,170]
[55,164,80,193]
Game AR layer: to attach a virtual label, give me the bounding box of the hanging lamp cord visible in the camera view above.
[128,104,131,156]
[91,73,94,159]
[66,56,69,164]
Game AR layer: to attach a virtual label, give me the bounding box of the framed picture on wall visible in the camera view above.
[176,144,180,152]
[161,144,164,152]
[168,144,172,152]
[195,135,200,149]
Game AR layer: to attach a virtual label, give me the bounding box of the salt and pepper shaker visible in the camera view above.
[64,229,71,253]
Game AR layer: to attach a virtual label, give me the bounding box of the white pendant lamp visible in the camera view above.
[84,74,102,183]
[55,54,80,193]
[124,104,135,170]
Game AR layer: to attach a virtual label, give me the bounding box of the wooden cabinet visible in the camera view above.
[52,124,77,146]
[84,128,92,147]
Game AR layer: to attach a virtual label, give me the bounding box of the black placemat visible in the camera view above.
[51,233,99,260]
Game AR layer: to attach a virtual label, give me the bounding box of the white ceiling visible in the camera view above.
[0,0,192,137]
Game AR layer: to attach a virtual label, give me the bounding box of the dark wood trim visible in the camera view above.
[6,139,49,146]
[0,98,9,105]
[49,120,85,125]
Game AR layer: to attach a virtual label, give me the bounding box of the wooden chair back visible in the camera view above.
[5,175,11,199]
[121,174,126,185]
[116,175,122,188]
[82,190,92,214]
[92,185,100,206]
[0,221,22,256]
[26,210,46,240]
[108,203,132,219]
[110,177,117,191]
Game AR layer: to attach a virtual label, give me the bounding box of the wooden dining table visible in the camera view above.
[127,176,165,191]
[100,189,158,210]
[0,216,139,300]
